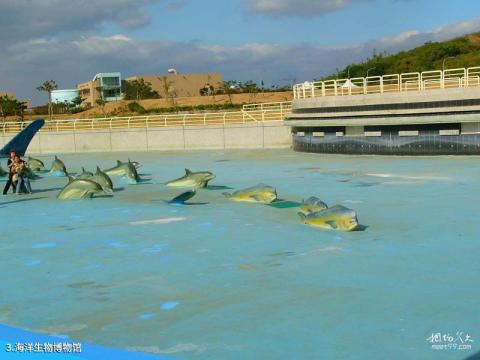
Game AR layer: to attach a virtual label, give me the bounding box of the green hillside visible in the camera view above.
[325,32,480,80]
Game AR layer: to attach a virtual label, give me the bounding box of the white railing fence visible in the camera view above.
[1,106,292,134]
[293,66,480,99]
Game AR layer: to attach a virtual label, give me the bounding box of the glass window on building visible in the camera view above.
[102,77,120,87]
[103,89,121,98]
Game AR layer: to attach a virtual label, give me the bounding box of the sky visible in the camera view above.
[1,0,480,105]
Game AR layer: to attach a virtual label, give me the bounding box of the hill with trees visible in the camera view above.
[324,32,480,80]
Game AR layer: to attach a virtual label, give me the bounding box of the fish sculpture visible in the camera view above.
[298,196,328,216]
[223,184,277,204]
[298,205,359,231]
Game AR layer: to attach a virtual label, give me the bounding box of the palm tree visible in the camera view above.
[36,80,58,121]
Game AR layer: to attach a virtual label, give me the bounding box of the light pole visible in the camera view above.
[442,56,454,89]
[442,56,454,72]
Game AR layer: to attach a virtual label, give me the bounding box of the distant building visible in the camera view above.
[77,72,122,107]
[125,73,223,99]
[52,89,79,104]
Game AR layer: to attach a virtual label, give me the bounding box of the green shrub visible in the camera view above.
[128,101,146,114]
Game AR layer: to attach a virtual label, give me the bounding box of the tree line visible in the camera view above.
[323,33,480,81]
[0,96,27,122]
[5,76,292,122]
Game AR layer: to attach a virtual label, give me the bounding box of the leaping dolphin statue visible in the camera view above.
[27,156,45,171]
[103,160,139,183]
[77,167,94,179]
[0,163,7,177]
[128,158,141,169]
[50,155,67,177]
[57,176,104,200]
[165,169,215,188]
[24,166,40,180]
[90,167,113,193]
[0,119,44,158]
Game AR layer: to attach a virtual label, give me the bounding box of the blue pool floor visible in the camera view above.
[1,149,479,359]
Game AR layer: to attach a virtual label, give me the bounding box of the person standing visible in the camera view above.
[2,151,17,195]
[13,155,32,194]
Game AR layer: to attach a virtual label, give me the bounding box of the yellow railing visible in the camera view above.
[293,66,480,99]
[1,107,290,134]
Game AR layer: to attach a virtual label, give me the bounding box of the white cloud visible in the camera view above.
[245,0,370,17]
[0,0,184,43]
[2,18,480,105]
[372,18,480,50]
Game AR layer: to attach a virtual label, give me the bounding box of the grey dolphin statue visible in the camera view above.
[90,166,113,193]
[128,158,141,169]
[77,167,94,180]
[103,160,139,183]
[50,155,67,177]
[57,176,104,200]
[0,163,7,177]
[24,166,40,180]
[27,156,45,171]
[165,169,215,188]
[223,183,277,204]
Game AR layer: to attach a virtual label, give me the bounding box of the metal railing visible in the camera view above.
[1,107,290,134]
[242,101,292,121]
[293,66,480,99]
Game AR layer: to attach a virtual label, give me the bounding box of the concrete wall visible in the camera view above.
[1,121,291,155]
[288,87,480,127]
[293,86,480,110]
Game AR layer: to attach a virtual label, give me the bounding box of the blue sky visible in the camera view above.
[1,0,480,105]
[110,0,480,45]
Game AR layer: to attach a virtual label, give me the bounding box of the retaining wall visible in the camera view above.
[0,121,291,155]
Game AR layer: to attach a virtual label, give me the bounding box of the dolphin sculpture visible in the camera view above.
[50,156,67,177]
[77,167,94,180]
[223,184,277,204]
[298,196,328,216]
[103,160,139,183]
[24,166,40,180]
[298,205,359,231]
[90,167,113,193]
[27,156,45,171]
[128,158,141,169]
[165,169,215,188]
[0,119,44,158]
[168,190,197,204]
[0,163,7,177]
[57,176,104,200]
